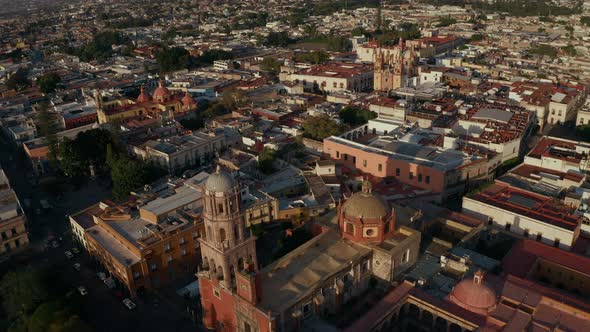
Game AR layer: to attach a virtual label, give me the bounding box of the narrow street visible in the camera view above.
[0,139,198,332]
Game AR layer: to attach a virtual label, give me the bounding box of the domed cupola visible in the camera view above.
[153,80,171,103]
[339,179,395,243]
[137,85,151,103]
[448,270,497,316]
[205,165,237,194]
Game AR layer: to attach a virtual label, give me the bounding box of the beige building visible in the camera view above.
[0,169,29,256]
[288,62,373,93]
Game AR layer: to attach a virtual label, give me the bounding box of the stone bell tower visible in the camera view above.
[198,166,258,290]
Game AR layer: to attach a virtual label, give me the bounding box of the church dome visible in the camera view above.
[153,80,171,101]
[448,271,497,315]
[137,85,151,103]
[342,180,390,220]
[205,166,236,193]
[182,91,196,106]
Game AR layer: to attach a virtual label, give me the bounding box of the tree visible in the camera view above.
[257,147,276,174]
[469,34,485,43]
[38,72,61,94]
[110,157,149,200]
[436,16,457,27]
[220,88,249,112]
[339,106,377,126]
[6,68,31,91]
[56,128,113,177]
[35,103,60,164]
[263,31,292,47]
[529,44,557,58]
[195,49,233,65]
[260,57,281,74]
[303,113,343,140]
[561,44,577,56]
[156,47,191,73]
[582,16,590,26]
[75,31,127,62]
[351,26,367,37]
[0,269,51,319]
[293,51,330,64]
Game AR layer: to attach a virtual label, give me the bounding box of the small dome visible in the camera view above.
[448,271,497,315]
[342,180,390,220]
[137,85,151,103]
[153,80,171,101]
[205,166,236,193]
[182,91,196,106]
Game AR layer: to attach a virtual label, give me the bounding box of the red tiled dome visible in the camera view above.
[153,80,171,101]
[182,91,195,106]
[448,271,496,315]
[137,85,150,103]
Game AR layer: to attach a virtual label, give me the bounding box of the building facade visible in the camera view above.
[0,169,29,257]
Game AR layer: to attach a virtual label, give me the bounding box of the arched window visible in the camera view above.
[219,228,226,242]
[207,226,212,240]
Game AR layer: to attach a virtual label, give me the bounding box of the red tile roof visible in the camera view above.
[503,239,590,278]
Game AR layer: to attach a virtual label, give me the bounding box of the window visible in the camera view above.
[396,168,400,176]
[409,172,414,180]
[536,233,542,241]
[219,228,226,242]
[402,249,410,263]
[336,151,340,158]
[363,160,367,167]
[553,239,560,248]
[425,176,430,184]
[302,302,312,318]
[361,259,369,272]
[244,322,252,332]
[505,224,511,231]
[1,232,6,240]
[218,203,224,213]
[344,154,348,161]
[418,174,422,182]
[333,82,337,88]
[11,228,16,236]
[345,223,354,234]
[213,288,221,299]
[378,164,382,172]
[352,156,356,164]
[523,229,529,238]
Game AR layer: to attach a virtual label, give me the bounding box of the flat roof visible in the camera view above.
[87,224,141,267]
[469,183,581,231]
[141,185,202,216]
[258,230,371,313]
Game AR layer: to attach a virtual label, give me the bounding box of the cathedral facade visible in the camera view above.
[373,39,418,92]
[197,170,421,332]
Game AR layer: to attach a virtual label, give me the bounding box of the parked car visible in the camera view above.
[97,272,107,281]
[104,277,116,289]
[64,251,74,259]
[73,263,81,271]
[122,298,136,310]
[78,286,88,296]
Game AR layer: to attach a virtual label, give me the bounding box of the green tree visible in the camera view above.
[220,88,249,111]
[582,16,590,26]
[263,31,292,47]
[469,33,485,43]
[339,106,377,126]
[529,44,557,58]
[37,72,61,94]
[156,47,191,73]
[195,49,233,65]
[0,269,51,319]
[260,57,281,74]
[257,147,277,174]
[6,68,31,91]
[436,16,457,27]
[56,128,113,177]
[561,44,577,56]
[110,157,149,200]
[303,113,343,140]
[294,51,330,64]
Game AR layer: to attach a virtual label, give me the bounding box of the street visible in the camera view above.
[0,138,199,332]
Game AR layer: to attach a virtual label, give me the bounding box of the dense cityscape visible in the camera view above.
[1,0,590,331]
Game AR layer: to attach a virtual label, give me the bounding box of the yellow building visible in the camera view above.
[96,82,197,124]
